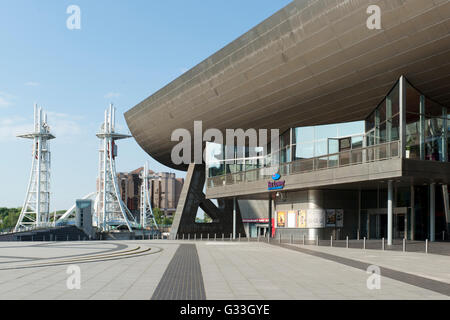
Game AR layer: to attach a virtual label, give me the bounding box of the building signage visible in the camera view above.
[268,173,286,191]
[242,218,270,223]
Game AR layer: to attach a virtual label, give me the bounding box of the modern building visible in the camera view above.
[125,0,450,244]
[116,168,184,217]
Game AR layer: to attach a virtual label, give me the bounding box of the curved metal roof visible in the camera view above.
[125,0,450,170]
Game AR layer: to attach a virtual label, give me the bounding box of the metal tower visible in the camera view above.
[140,162,159,230]
[15,104,55,232]
[95,104,136,232]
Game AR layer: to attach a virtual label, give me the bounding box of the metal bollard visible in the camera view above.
[214,233,217,241]
[222,234,224,241]
[425,239,429,254]
[194,234,196,241]
[230,233,232,241]
[331,235,333,247]
[279,233,282,244]
[316,235,319,246]
[363,237,366,250]
[346,236,349,249]
[382,238,385,251]
[239,233,241,242]
[188,234,190,241]
[200,234,203,241]
[403,238,406,252]
[443,231,446,241]
[290,234,293,245]
[257,235,260,242]
[183,234,185,240]
[303,234,306,245]
[207,234,210,241]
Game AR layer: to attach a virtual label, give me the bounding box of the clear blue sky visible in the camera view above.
[0,0,292,211]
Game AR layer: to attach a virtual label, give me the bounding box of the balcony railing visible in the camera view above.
[207,141,400,188]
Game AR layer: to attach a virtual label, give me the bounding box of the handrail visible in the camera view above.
[207,141,400,188]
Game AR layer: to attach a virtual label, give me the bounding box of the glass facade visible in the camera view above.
[207,76,449,179]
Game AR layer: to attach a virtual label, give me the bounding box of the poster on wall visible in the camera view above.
[277,211,286,228]
[287,211,297,228]
[326,209,336,227]
[307,209,325,228]
[298,210,307,228]
[336,209,344,227]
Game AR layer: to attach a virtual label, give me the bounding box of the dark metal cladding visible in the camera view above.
[125,0,450,171]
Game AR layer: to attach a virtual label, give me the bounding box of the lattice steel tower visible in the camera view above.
[140,162,159,230]
[95,104,136,232]
[15,104,55,231]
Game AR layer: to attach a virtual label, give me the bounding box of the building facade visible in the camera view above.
[125,0,450,243]
[117,168,184,217]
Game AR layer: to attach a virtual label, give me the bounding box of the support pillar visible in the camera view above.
[233,197,236,240]
[388,181,393,246]
[268,196,273,238]
[430,183,436,242]
[411,185,415,241]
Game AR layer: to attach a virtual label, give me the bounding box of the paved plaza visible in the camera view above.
[0,240,449,300]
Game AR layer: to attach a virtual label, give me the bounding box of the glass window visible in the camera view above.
[295,127,314,144]
[379,100,386,123]
[389,82,400,116]
[406,83,421,115]
[296,142,314,159]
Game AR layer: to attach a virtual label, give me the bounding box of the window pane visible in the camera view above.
[406,83,421,114]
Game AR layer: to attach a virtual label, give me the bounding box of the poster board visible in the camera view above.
[298,210,307,228]
[326,209,336,227]
[307,209,325,228]
[336,209,344,227]
[287,211,297,228]
[277,211,286,228]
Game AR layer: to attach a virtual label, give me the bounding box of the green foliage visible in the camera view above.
[153,208,173,226]
[0,208,21,231]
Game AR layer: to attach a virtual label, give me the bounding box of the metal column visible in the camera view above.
[388,181,393,246]
[430,183,436,242]
[232,197,237,240]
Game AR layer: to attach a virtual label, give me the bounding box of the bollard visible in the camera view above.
[67,235,69,242]
[363,237,366,250]
[303,234,306,245]
[316,235,319,246]
[239,233,241,242]
[290,234,293,245]
[357,229,360,241]
[425,239,429,254]
[200,234,203,241]
[331,235,333,247]
[382,238,385,251]
[194,234,196,241]
[403,238,406,252]
[222,234,224,242]
[443,231,446,242]
[188,234,190,241]
[214,234,217,241]
[346,236,349,249]
[183,234,185,240]
[258,235,260,243]
[279,233,282,244]
[230,233,233,241]
[207,234,210,241]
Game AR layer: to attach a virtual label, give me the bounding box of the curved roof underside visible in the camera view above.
[125,0,450,171]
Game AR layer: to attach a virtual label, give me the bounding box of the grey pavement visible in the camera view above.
[0,240,449,300]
